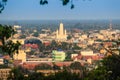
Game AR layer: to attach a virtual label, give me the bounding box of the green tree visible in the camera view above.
[85,55,120,80]
[84,66,107,80]
[0,0,7,13]
[72,43,82,50]
[19,34,26,39]
[28,72,45,80]
[32,32,39,37]
[0,0,72,13]
[0,25,21,56]
[84,40,120,80]
[35,63,52,70]
[65,51,73,61]
[0,0,92,13]
[70,62,83,70]
[8,67,25,80]
[0,64,9,68]
[45,70,81,80]
[70,62,86,79]
[50,40,58,50]
[61,42,69,50]
[102,55,120,80]
[67,35,72,40]
[0,25,15,45]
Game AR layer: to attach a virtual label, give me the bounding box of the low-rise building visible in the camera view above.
[26,58,52,62]
[80,50,96,56]
[12,39,25,45]
[0,68,11,80]
[52,50,66,61]
[71,54,78,59]
[13,50,26,63]
[0,58,4,64]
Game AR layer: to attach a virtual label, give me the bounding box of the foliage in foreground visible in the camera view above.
[7,55,120,80]
[8,68,81,80]
[85,55,120,80]
[0,24,21,56]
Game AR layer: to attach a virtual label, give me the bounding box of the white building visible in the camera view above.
[56,23,67,41]
[14,25,21,29]
[13,50,26,63]
[80,50,96,56]
[0,58,3,64]
[71,54,78,59]
[13,25,22,34]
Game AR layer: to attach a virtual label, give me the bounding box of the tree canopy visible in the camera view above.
[84,40,120,80]
[0,24,21,56]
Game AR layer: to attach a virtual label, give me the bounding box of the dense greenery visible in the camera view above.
[8,67,81,80]
[83,40,120,80]
[8,67,25,80]
[0,64,9,68]
[0,25,21,56]
[0,24,15,45]
[5,48,120,80]
[35,63,53,70]
[45,70,80,80]
[70,61,83,70]
[84,55,120,80]
[32,32,39,37]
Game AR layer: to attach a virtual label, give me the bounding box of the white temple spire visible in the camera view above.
[56,23,67,41]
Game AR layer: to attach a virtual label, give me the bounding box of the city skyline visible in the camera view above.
[0,0,120,20]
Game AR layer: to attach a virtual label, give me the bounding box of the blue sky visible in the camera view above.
[0,0,120,20]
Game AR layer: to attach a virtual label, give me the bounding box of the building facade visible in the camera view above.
[0,68,11,80]
[13,50,26,63]
[52,50,66,61]
[0,58,3,64]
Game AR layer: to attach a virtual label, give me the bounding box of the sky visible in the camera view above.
[0,0,120,20]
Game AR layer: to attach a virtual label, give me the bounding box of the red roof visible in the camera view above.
[3,55,11,60]
[24,44,38,49]
[21,62,72,70]
[73,54,102,61]
[13,60,22,67]
[55,62,71,67]
[43,41,51,46]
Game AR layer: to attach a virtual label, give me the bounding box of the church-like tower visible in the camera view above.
[56,23,67,41]
[109,20,112,30]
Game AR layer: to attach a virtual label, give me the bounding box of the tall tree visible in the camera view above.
[45,70,81,80]
[8,67,25,80]
[85,40,120,80]
[0,25,21,56]
[70,62,83,70]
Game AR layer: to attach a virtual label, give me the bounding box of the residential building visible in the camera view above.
[0,68,11,80]
[80,50,96,56]
[12,39,25,45]
[52,50,66,61]
[0,58,3,64]
[13,50,26,63]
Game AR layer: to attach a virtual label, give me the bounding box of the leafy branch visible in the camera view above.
[0,0,91,13]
